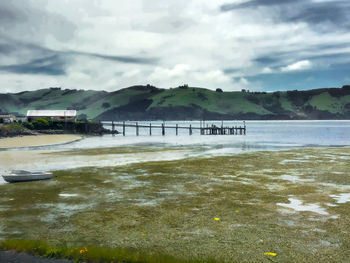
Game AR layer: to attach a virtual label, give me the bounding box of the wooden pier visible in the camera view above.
[103,121,246,136]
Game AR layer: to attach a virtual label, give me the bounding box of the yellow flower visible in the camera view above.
[214,217,220,221]
[142,233,147,237]
[79,250,84,254]
[264,252,277,256]
[9,198,14,201]
[235,210,239,213]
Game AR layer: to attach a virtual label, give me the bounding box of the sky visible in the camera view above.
[0,0,350,93]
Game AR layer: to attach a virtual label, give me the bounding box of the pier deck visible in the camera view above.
[102,121,246,136]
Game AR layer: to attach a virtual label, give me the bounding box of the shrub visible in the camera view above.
[0,123,32,137]
[23,122,34,130]
[32,118,50,130]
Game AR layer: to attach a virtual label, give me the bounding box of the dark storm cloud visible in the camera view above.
[253,56,280,65]
[0,43,17,54]
[251,42,350,68]
[220,0,299,11]
[282,2,350,30]
[0,55,67,76]
[71,52,158,65]
[220,0,350,30]
[0,36,158,76]
[0,6,20,23]
[223,68,239,74]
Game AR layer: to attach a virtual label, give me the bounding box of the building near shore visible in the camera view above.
[26,110,77,122]
[0,114,16,123]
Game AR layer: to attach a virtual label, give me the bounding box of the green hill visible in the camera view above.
[1,85,350,120]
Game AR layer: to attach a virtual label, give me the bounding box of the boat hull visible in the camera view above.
[2,173,53,183]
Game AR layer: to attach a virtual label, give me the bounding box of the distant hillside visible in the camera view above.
[1,85,350,120]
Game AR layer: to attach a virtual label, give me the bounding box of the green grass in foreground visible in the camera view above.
[0,239,218,263]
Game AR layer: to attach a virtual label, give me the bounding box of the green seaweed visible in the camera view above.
[0,147,349,262]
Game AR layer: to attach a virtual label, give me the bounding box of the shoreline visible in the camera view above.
[0,134,83,150]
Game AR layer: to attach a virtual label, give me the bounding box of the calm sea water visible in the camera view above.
[48,120,350,154]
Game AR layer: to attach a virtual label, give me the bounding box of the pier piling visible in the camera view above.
[106,121,246,136]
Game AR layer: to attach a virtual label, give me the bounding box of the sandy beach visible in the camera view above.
[0,134,82,149]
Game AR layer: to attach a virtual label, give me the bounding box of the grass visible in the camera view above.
[148,88,270,115]
[0,239,219,263]
[0,147,350,262]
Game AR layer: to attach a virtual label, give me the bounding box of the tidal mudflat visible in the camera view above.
[0,146,349,262]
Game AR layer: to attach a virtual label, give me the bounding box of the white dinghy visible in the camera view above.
[2,170,53,183]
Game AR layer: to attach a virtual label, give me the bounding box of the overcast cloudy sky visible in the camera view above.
[1,0,350,93]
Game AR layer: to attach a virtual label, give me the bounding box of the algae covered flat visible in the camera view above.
[0,146,349,262]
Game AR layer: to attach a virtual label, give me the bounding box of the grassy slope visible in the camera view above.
[1,85,350,120]
[149,88,271,115]
[309,92,350,113]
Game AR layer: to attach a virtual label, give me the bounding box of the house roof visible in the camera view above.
[26,110,77,117]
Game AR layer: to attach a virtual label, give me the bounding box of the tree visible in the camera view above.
[32,118,50,130]
[102,102,111,108]
[216,88,223,92]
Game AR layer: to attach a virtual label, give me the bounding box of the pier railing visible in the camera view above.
[102,121,246,136]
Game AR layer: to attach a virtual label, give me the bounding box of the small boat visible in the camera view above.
[2,170,53,183]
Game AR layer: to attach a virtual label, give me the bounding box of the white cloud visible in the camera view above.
[262,67,273,74]
[281,60,312,72]
[0,0,349,92]
[149,65,236,90]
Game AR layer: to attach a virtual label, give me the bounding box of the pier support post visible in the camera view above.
[189,124,192,135]
[149,123,152,136]
[162,123,165,136]
[176,124,178,136]
[112,121,115,136]
[136,122,139,136]
[123,121,125,136]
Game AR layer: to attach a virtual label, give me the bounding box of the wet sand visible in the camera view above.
[0,146,195,180]
[0,135,82,149]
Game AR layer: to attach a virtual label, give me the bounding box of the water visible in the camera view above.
[1,121,350,184]
[45,120,350,153]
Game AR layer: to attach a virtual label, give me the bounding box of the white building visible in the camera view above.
[0,114,16,123]
[26,110,77,122]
